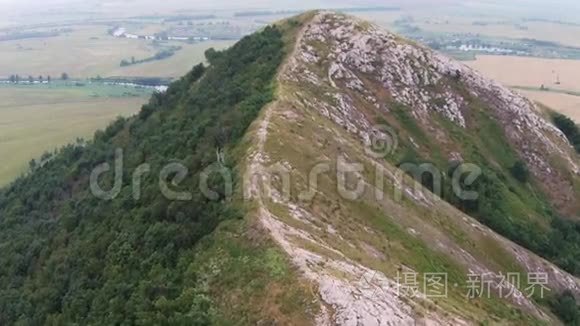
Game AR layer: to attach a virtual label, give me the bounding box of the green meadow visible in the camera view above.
[0,83,150,186]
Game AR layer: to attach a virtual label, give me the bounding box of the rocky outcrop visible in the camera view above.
[285,12,578,214]
[243,11,580,325]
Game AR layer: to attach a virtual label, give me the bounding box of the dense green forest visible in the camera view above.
[0,25,285,324]
[549,291,580,325]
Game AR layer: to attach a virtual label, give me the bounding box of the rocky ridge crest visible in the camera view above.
[244,11,580,325]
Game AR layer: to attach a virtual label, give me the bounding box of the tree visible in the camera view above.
[204,48,222,64]
[40,151,53,163]
[510,161,530,183]
[28,76,34,83]
[47,76,51,83]
[28,159,37,171]
[61,73,69,81]
[39,76,43,82]
[552,112,580,153]
[553,113,578,138]
[549,291,580,325]
[9,75,15,83]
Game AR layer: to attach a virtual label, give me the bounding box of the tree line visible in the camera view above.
[6,72,69,83]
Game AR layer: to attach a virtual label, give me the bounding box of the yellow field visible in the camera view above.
[0,25,154,79]
[467,55,580,91]
[467,55,580,122]
[0,86,147,186]
[519,90,580,123]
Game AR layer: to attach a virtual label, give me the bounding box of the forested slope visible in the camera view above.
[0,23,310,325]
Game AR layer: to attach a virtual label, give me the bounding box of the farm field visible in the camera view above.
[107,40,234,78]
[0,24,234,79]
[0,84,149,186]
[0,25,153,79]
[414,19,580,48]
[467,55,580,91]
[519,90,580,123]
[467,55,580,121]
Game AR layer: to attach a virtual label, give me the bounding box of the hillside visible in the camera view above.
[0,11,579,325]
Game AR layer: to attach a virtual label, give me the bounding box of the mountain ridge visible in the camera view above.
[0,10,578,326]
[242,10,580,324]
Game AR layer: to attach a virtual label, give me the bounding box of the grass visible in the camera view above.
[0,84,149,186]
[255,86,544,323]
[0,82,153,98]
[513,85,580,97]
[193,219,318,325]
[0,25,153,79]
[247,16,562,320]
[0,23,234,79]
[433,101,550,223]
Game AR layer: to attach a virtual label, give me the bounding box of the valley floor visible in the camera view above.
[0,84,148,185]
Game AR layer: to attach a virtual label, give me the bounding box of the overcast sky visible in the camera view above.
[1,0,580,26]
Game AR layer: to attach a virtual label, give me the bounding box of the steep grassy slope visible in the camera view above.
[0,21,318,325]
[241,12,580,325]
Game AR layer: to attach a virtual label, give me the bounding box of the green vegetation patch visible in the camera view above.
[120,46,183,67]
[551,112,580,153]
[546,291,580,326]
[379,82,580,281]
[0,24,289,325]
[0,82,154,98]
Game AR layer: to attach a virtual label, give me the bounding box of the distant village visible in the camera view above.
[111,27,212,42]
[446,44,527,56]
[0,75,169,93]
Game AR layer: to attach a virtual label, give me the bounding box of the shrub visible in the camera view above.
[552,112,580,153]
[549,291,580,325]
[510,161,530,183]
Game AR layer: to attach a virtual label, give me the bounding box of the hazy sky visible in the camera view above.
[0,0,349,18]
[1,0,580,26]
[0,0,363,26]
